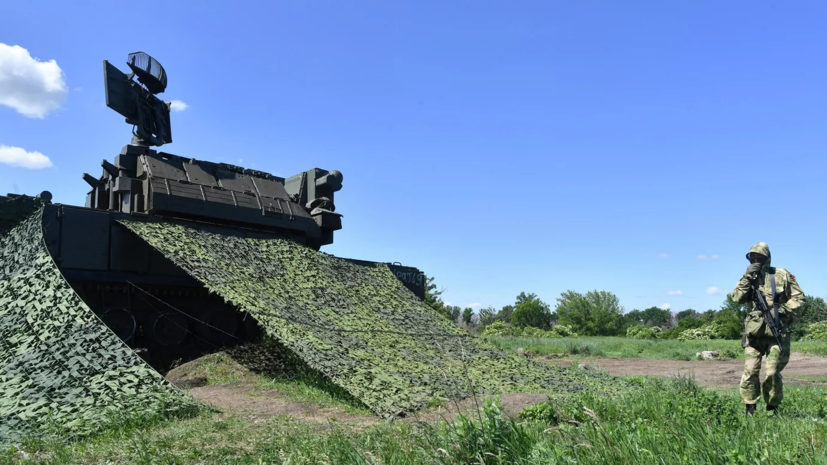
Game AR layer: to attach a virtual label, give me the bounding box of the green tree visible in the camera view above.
[676,309,699,322]
[478,306,497,326]
[496,305,514,323]
[712,309,743,339]
[424,274,447,318]
[511,293,552,329]
[462,307,474,326]
[442,305,461,324]
[660,316,705,339]
[799,295,827,325]
[556,290,625,336]
[720,294,749,319]
[639,306,673,328]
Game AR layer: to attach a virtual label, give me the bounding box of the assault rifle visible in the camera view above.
[749,281,783,350]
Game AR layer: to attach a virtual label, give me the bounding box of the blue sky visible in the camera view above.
[2,1,826,314]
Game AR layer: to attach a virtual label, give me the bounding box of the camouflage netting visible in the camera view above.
[121,220,620,418]
[0,202,195,443]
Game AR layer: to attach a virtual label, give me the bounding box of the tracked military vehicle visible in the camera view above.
[0,52,425,370]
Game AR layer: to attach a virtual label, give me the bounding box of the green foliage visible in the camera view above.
[518,400,558,424]
[660,315,707,339]
[481,321,577,338]
[481,321,516,336]
[122,220,621,419]
[0,205,196,443]
[675,309,699,321]
[496,305,514,323]
[625,306,673,328]
[423,274,446,317]
[799,295,827,326]
[510,293,552,329]
[556,290,625,336]
[802,321,827,341]
[462,307,473,325]
[677,324,724,341]
[710,309,743,339]
[478,306,497,326]
[626,324,661,339]
[720,293,750,318]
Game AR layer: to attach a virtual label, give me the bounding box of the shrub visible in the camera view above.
[677,324,722,341]
[550,324,577,337]
[481,322,578,338]
[626,324,661,340]
[481,321,516,336]
[661,316,706,339]
[801,321,827,341]
[519,401,558,424]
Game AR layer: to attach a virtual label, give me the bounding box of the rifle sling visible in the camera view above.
[770,273,779,331]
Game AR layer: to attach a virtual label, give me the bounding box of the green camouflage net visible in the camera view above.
[0,203,195,443]
[121,220,620,418]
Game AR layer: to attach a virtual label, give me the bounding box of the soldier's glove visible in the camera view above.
[745,262,762,281]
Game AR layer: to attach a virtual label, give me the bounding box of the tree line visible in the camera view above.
[422,275,827,339]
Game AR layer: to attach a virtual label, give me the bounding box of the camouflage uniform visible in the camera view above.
[731,242,804,408]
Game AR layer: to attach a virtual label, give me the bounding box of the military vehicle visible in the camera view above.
[0,52,425,370]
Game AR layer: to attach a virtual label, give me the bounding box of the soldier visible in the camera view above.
[731,242,804,416]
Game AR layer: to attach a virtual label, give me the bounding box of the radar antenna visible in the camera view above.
[103,52,172,147]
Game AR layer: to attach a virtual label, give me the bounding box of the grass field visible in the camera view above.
[5,338,827,464]
[4,375,826,464]
[487,336,827,360]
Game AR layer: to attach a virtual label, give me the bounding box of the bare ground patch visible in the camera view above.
[543,352,827,386]
[185,382,380,426]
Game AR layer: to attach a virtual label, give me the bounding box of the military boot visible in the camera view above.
[745,404,756,416]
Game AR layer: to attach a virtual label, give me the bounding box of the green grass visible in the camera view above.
[487,336,827,361]
[787,375,827,383]
[5,377,827,464]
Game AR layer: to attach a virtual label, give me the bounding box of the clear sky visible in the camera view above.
[1,1,826,315]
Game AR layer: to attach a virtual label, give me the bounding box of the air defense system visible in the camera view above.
[0,52,425,371]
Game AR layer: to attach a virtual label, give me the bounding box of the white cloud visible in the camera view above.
[659,303,671,310]
[466,302,482,309]
[706,286,723,295]
[0,145,53,170]
[666,290,683,296]
[698,255,708,261]
[658,253,669,258]
[711,255,719,260]
[169,100,188,112]
[0,44,67,118]
[0,145,53,169]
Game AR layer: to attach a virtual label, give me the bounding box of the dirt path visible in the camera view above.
[544,352,827,386]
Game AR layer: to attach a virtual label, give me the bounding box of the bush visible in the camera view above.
[550,324,577,337]
[626,324,661,339]
[481,322,578,338]
[661,316,706,339]
[677,324,723,341]
[801,321,827,341]
[481,321,517,336]
[519,401,558,424]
